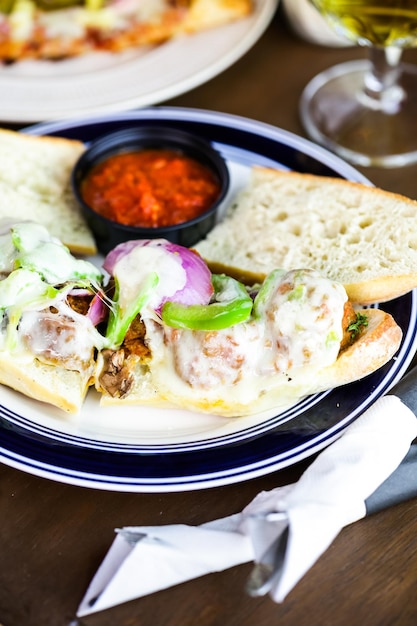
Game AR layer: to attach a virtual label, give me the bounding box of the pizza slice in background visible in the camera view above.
[0,0,252,62]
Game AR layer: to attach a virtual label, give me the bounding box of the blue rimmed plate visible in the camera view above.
[0,107,416,492]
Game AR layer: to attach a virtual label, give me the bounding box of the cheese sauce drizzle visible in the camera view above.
[145,269,347,393]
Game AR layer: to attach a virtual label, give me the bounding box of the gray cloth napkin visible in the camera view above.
[366,443,417,514]
[366,362,417,514]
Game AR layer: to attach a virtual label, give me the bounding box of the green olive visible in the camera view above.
[0,0,15,15]
[33,0,83,10]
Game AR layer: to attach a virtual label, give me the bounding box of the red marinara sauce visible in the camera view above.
[80,149,222,228]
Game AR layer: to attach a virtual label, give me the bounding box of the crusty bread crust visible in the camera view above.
[179,0,251,32]
[98,308,402,417]
[195,167,417,305]
[313,308,402,392]
[0,354,93,413]
[0,128,96,255]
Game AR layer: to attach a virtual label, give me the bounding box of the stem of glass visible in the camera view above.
[361,46,405,114]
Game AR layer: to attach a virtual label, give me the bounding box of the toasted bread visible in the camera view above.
[0,128,96,255]
[0,353,93,413]
[195,167,417,305]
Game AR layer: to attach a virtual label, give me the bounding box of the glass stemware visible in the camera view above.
[300,1,417,167]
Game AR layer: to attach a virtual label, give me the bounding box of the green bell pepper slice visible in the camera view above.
[161,274,253,331]
[253,269,287,318]
[105,272,159,348]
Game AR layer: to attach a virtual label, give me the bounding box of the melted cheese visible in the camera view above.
[138,269,349,415]
[0,222,101,285]
[0,233,16,276]
[257,269,347,375]
[0,222,106,369]
[165,321,262,389]
[9,0,35,41]
[17,302,104,370]
[113,243,188,319]
[1,290,107,368]
[7,0,173,40]
[39,10,85,38]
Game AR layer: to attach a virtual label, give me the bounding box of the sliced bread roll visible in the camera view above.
[0,353,93,413]
[195,167,417,305]
[0,128,96,256]
[98,308,402,417]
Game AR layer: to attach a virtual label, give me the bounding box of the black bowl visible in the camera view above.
[71,126,230,255]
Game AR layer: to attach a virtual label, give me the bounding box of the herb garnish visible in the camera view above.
[348,312,369,341]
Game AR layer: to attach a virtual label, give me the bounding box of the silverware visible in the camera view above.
[245,512,289,597]
[245,364,417,596]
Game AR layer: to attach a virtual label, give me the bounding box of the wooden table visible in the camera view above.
[2,7,417,626]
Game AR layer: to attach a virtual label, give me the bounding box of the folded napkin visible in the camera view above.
[77,395,417,617]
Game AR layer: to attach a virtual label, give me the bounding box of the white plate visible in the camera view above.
[1,107,416,492]
[0,0,278,123]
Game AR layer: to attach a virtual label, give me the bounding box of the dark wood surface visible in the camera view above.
[2,7,417,626]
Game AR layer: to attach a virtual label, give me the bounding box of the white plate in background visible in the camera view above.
[0,0,278,122]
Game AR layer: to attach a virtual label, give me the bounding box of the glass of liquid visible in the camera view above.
[300,1,417,167]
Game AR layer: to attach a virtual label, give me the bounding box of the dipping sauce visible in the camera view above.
[80,149,222,228]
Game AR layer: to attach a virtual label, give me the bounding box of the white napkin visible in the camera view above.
[77,395,417,617]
